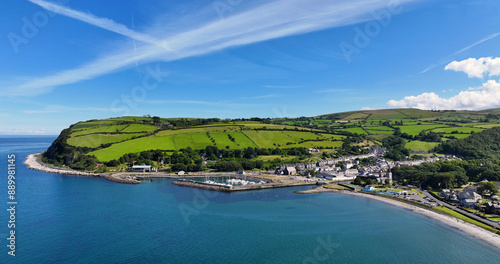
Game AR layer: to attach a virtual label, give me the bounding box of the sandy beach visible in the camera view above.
[296,186,500,248]
[346,191,500,249]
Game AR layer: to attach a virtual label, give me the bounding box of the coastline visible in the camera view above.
[24,153,140,184]
[24,152,500,248]
[305,187,500,249]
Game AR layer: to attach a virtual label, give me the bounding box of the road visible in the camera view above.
[421,190,500,230]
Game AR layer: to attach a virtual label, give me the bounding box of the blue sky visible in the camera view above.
[1,0,500,135]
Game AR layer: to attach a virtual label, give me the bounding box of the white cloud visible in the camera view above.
[387,80,500,110]
[4,0,419,97]
[444,57,500,78]
[361,106,375,110]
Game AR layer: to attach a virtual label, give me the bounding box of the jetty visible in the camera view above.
[172,178,322,192]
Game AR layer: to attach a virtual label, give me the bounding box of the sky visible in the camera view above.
[1,0,500,135]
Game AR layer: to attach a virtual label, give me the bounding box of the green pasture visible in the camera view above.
[121,124,158,133]
[67,133,145,148]
[72,124,129,136]
[430,127,484,134]
[405,141,440,152]
[395,124,449,136]
[336,127,367,135]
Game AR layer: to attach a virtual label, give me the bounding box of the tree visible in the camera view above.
[477,182,499,196]
[366,178,374,185]
[353,177,362,186]
[152,116,161,124]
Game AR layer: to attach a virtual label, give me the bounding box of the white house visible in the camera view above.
[131,165,151,172]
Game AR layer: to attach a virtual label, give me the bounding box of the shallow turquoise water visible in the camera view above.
[1,136,500,263]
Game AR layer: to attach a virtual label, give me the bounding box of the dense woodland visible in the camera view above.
[434,127,500,160]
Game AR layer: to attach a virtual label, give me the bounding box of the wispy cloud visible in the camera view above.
[314,88,352,94]
[23,105,119,114]
[7,0,419,97]
[253,93,281,99]
[263,85,303,89]
[144,100,260,108]
[27,0,175,52]
[420,32,500,74]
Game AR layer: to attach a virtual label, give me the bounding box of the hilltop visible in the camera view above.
[42,108,500,172]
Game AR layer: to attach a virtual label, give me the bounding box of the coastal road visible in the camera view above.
[421,190,500,230]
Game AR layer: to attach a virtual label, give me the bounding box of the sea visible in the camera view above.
[1,136,500,264]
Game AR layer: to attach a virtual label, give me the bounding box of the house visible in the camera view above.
[463,185,478,193]
[344,169,358,177]
[284,167,296,176]
[441,189,452,200]
[458,191,482,203]
[485,202,500,214]
[458,191,481,207]
[131,165,151,172]
[441,189,459,202]
[461,199,477,208]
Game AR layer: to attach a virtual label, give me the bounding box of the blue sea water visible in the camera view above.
[1,136,500,264]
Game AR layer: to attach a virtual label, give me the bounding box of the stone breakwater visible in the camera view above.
[24,153,140,184]
[172,179,320,192]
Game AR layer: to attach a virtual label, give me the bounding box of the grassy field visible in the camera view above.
[366,111,410,120]
[87,129,342,161]
[121,124,157,133]
[72,124,129,136]
[210,132,258,149]
[342,112,369,120]
[242,130,334,148]
[67,133,145,148]
[336,127,367,135]
[472,123,500,129]
[395,124,449,136]
[405,141,440,152]
[430,127,484,134]
[61,108,500,163]
[433,206,499,233]
[365,129,394,135]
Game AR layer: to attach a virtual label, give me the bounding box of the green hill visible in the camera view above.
[41,109,500,172]
[435,127,500,159]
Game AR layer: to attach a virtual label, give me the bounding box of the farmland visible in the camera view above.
[45,108,500,164]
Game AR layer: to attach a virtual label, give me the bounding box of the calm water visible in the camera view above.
[1,136,500,263]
